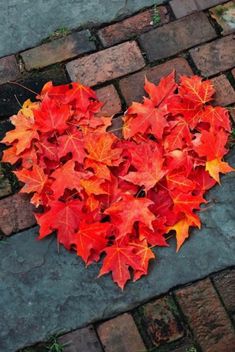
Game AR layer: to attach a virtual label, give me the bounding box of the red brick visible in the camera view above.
[0,168,11,198]
[190,35,235,77]
[98,7,169,47]
[66,41,145,87]
[139,12,216,62]
[119,57,193,105]
[136,296,184,347]
[210,2,235,36]
[229,106,235,122]
[170,0,227,18]
[211,74,235,106]
[21,30,95,70]
[232,68,235,79]
[59,326,102,352]
[97,313,146,352]
[96,85,122,116]
[0,193,35,235]
[212,269,235,312]
[108,115,123,139]
[175,278,235,352]
[0,55,20,84]
[170,0,198,18]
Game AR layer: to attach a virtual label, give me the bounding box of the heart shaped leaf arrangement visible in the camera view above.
[1,72,234,289]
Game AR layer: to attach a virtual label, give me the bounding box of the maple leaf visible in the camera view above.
[34,95,71,133]
[105,195,155,236]
[2,113,39,155]
[206,158,234,183]
[98,240,143,289]
[179,75,215,106]
[76,221,112,263]
[164,118,192,151]
[139,220,168,247]
[121,143,166,191]
[171,190,206,217]
[50,160,86,199]
[144,71,177,107]
[130,238,155,281]
[190,167,216,191]
[193,129,229,161]
[123,98,168,139]
[166,213,201,251]
[201,106,231,132]
[36,199,83,249]
[14,164,48,194]
[166,95,202,129]
[84,132,123,166]
[166,171,196,193]
[57,128,85,163]
[80,176,108,196]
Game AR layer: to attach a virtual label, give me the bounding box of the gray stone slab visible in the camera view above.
[0,149,235,352]
[0,0,163,58]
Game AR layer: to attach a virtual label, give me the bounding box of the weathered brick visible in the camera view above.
[212,269,235,312]
[66,41,145,86]
[0,66,68,118]
[0,193,35,235]
[210,2,235,36]
[0,55,20,85]
[232,68,235,79]
[119,57,193,105]
[170,0,198,18]
[190,35,235,77]
[96,85,122,116]
[175,278,235,352]
[21,30,96,70]
[135,296,184,347]
[0,169,11,198]
[170,0,227,18]
[98,7,169,47]
[229,105,235,123]
[108,115,123,139]
[58,326,103,352]
[139,12,216,62]
[97,313,146,352]
[211,74,235,106]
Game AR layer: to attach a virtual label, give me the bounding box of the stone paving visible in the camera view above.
[0,1,235,351]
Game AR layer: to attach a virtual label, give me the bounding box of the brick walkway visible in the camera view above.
[0,1,235,351]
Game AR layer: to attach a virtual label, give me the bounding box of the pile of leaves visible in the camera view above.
[1,72,234,289]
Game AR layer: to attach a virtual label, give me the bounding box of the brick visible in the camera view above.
[0,66,68,118]
[210,2,235,36]
[232,68,235,79]
[97,313,146,352]
[58,326,102,352]
[170,0,227,18]
[0,193,35,235]
[96,85,122,116]
[211,74,235,106]
[135,296,184,347]
[229,105,235,123]
[119,57,193,105]
[98,7,169,47]
[190,35,235,77]
[0,169,11,198]
[66,41,145,86]
[170,0,198,19]
[0,55,20,85]
[175,278,235,352]
[21,30,96,70]
[139,12,216,62]
[108,115,123,139]
[212,269,235,312]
